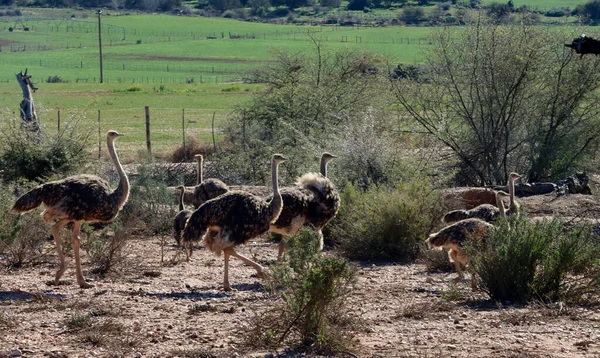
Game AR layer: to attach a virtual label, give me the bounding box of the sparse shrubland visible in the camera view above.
[469,216,600,304]
[329,177,444,261]
[248,229,358,354]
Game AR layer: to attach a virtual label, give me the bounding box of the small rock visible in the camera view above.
[11,349,22,357]
[134,352,142,358]
[189,331,199,339]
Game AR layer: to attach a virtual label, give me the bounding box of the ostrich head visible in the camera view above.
[176,185,185,193]
[322,152,338,163]
[496,190,510,198]
[194,154,203,162]
[509,172,522,181]
[107,130,124,140]
[273,154,287,164]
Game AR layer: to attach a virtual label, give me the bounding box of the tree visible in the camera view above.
[347,0,370,10]
[400,6,426,24]
[575,0,600,23]
[391,20,600,185]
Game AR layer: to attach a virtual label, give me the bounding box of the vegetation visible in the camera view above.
[469,216,600,303]
[392,20,600,185]
[329,178,444,261]
[248,229,357,354]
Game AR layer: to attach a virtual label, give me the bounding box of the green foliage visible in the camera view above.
[575,0,600,22]
[469,216,600,303]
[0,184,49,268]
[250,229,357,353]
[119,162,179,235]
[83,222,130,276]
[329,178,444,261]
[0,121,90,184]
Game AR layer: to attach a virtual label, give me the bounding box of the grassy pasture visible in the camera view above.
[480,0,586,10]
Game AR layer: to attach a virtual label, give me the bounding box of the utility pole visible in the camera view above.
[97,9,104,83]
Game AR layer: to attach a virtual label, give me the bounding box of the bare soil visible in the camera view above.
[1,193,600,358]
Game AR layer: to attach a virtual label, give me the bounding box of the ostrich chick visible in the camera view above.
[183,154,286,291]
[506,172,522,216]
[10,130,129,288]
[426,218,494,290]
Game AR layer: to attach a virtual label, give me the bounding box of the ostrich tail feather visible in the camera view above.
[10,186,44,214]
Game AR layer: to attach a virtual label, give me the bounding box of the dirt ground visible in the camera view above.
[1,192,600,358]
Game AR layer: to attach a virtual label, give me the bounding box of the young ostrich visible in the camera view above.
[506,172,522,216]
[192,154,229,208]
[182,154,286,291]
[173,185,192,247]
[9,130,129,288]
[269,152,340,260]
[426,218,495,290]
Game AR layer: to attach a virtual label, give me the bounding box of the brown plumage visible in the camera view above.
[426,218,494,290]
[227,185,270,197]
[441,187,497,210]
[173,185,192,247]
[9,130,129,288]
[182,154,286,291]
[506,172,522,216]
[268,152,340,260]
[191,154,229,208]
[442,203,500,224]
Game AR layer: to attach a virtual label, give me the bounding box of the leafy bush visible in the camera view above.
[168,136,214,163]
[329,178,444,261]
[248,229,357,354]
[469,216,600,303]
[0,121,90,184]
[545,7,570,17]
[46,75,68,83]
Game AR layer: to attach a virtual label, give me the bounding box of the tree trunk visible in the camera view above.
[16,70,40,133]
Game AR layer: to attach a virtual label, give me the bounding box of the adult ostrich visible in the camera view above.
[182,154,286,291]
[10,130,129,288]
[269,152,340,260]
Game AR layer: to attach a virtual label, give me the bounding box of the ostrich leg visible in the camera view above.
[71,221,93,289]
[51,219,70,285]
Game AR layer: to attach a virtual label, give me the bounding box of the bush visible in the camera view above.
[0,184,49,268]
[545,7,570,17]
[329,178,444,261]
[469,216,600,303]
[400,6,426,24]
[83,221,131,276]
[0,122,90,184]
[46,75,68,83]
[168,136,214,163]
[248,229,357,353]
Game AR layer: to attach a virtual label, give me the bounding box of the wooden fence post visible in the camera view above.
[57,109,60,132]
[145,106,151,156]
[182,108,185,150]
[211,111,216,153]
[97,110,101,159]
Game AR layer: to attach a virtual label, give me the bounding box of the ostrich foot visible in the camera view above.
[78,280,94,289]
[223,282,232,292]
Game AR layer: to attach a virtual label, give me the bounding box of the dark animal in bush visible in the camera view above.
[426,218,494,290]
[192,154,229,208]
[173,185,192,249]
[268,152,340,260]
[565,34,600,59]
[9,131,129,288]
[182,154,286,291]
[442,190,510,224]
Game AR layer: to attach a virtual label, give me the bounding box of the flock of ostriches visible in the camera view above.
[9,130,521,292]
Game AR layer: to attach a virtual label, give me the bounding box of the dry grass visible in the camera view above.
[77,320,140,356]
[167,347,217,358]
[396,298,455,320]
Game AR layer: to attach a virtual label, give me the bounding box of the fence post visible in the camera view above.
[97,110,101,159]
[145,106,152,156]
[211,111,216,153]
[182,108,185,150]
[57,109,60,132]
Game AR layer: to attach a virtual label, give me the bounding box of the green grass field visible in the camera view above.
[480,0,586,10]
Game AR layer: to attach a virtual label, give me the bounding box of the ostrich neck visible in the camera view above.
[268,160,283,223]
[108,137,130,208]
[196,158,203,185]
[178,189,185,211]
[320,158,328,177]
[496,195,506,217]
[509,178,515,207]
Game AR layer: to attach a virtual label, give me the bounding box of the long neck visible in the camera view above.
[268,159,283,223]
[178,188,185,211]
[320,157,328,177]
[196,157,203,185]
[509,177,515,207]
[108,137,130,208]
[496,194,506,217]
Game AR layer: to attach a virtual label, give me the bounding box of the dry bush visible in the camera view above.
[83,222,131,277]
[419,247,455,273]
[396,298,455,320]
[168,348,217,358]
[77,320,140,356]
[169,136,214,163]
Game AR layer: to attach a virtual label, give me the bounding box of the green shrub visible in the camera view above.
[469,216,600,303]
[83,221,130,276]
[0,184,49,268]
[329,178,444,261]
[249,229,358,354]
[0,122,90,183]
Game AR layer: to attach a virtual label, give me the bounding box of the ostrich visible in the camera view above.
[426,218,495,290]
[9,130,129,288]
[192,154,229,208]
[182,154,286,291]
[173,185,192,247]
[269,152,340,260]
[442,190,511,224]
[506,172,522,216]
